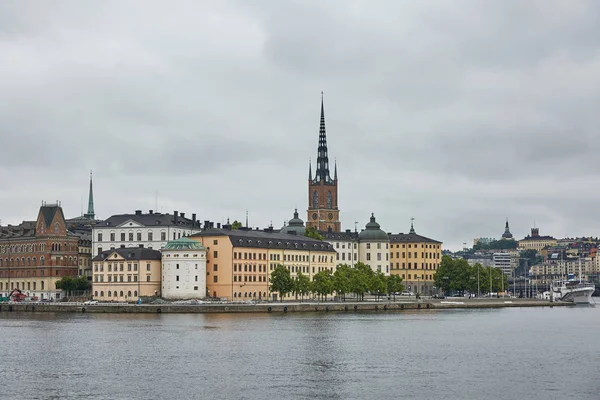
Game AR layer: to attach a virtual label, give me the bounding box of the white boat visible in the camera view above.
[551,274,595,304]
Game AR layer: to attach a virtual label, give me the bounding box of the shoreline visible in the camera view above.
[0,298,576,314]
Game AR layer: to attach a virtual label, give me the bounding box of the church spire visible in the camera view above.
[84,170,95,220]
[409,217,416,234]
[308,159,312,181]
[334,158,338,181]
[314,91,331,183]
[502,218,513,239]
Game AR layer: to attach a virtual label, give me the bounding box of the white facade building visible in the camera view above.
[161,237,207,299]
[493,253,512,275]
[358,214,390,275]
[322,230,359,267]
[93,210,202,256]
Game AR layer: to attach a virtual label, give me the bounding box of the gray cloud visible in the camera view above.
[2,0,600,250]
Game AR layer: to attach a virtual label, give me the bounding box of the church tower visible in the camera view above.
[84,170,95,220]
[307,93,341,232]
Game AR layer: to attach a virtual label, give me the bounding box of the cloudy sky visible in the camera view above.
[1,1,600,250]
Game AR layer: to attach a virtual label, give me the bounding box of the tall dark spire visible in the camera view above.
[334,158,338,181]
[314,91,331,183]
[409,217,416,234]
[308,159,312,181]
[84,170,95,220]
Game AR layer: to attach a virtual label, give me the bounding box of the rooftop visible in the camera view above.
[92,247,162,262]
[191,228,335,252]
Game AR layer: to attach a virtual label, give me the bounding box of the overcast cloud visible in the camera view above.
[2,0,600,250]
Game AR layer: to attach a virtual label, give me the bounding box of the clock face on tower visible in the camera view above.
[312,213,318,220]
[328,213,333,220]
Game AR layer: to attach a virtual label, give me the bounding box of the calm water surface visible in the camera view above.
[1,306,599,400]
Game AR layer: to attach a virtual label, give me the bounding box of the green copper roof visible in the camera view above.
[358,213,389,242]
[163,237,206,251]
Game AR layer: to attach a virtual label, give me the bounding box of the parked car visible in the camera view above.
[432,294,445,299]
[400,291,415,296]
[83,300,98,305]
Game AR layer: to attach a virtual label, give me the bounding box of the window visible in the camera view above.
[176,264,179,270]
[97,247,102,256]
[128,232,133,241]
[120,233,125,241]
[137,232,142,241]
[213,251,218,258]
[213,276,218,283]
[146,263,151,271]
[134,263,138,271]
[366,253,371,261]
[377,253,382,261]
[213,240,218,245]
[148,232,153,241]
[146,276,150,282]
[110,233,115,241]
[127,263,132,271]
[213,264,218,272]
[98,233,103,242]
[195,276,198,281]
[366,243,371,249]
[194,286,199,291]
[176,276,179,281]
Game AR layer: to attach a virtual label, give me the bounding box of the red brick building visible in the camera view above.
[0,203,79,300]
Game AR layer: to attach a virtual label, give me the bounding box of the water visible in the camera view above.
[1,306,599,400]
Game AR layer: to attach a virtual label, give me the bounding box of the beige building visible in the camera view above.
[92,247,162,302]
[190,225,336,301]
[389,222,442,296]
[518,228,557,252]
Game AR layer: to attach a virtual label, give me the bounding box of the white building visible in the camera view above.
[493,253,512,275]
[161,237,207,299]
[322,229,359,267]
[358,214,390,275]
[93,210,202,256]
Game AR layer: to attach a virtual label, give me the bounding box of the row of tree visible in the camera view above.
[433,255,508,295]
[270,262,404,301]
[55,276,91,296]
[472,239,518,251]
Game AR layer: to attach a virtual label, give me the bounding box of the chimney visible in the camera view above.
[180,212,185,219]
[217,223,221,229]
[135,210,142,215]
[174,211,178,224]
[192,213,196,226]
[149,210,153,214]
[346,229,351,233]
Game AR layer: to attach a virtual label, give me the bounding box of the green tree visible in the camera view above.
[370,272,387,301]
[349,262,373,301]
[386,274,404,301]
[270,265,293,301]
[75,276,91,291]
[55,277,76,296]
[312,269,334,301]
[304,226,324,241]
[231,220,242,230]
[333,264,352,301]
[294,271,311,302]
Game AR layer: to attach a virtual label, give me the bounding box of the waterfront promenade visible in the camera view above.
[0,298,573,314]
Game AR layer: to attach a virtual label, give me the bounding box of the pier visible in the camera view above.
[0,298,574,314]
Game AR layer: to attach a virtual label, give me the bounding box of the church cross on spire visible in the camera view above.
[84,170,95,220]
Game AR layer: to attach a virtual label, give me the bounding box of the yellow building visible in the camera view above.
[92,247,162,302]
[518,228,557,252]
[389,223,442,296]
[190,225,336,301]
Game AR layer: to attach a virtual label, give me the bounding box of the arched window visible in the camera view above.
[100,291,104,297]
[234,292,237,298]
[134,291,137,297]
[313,191,318,208]
[108,291,112,297]
[94,291,98,297]
[127,291,131,297]
[41,281,45,290]
[120,291,124,297]
[327,191,332,209]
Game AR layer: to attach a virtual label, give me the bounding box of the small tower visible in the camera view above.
[307,92,340,232]
[502,218,513,240]
[84,170,95,220]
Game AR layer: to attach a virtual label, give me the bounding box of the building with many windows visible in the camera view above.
[0,203,80,300]
[389,222,442,296]
[161,237,207,299]
[190,225,336,301]
[91,247,162,302]
[322,229,359,267]
[358,214,390,275]
[518,228,557,252]
[92,210,202,256]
